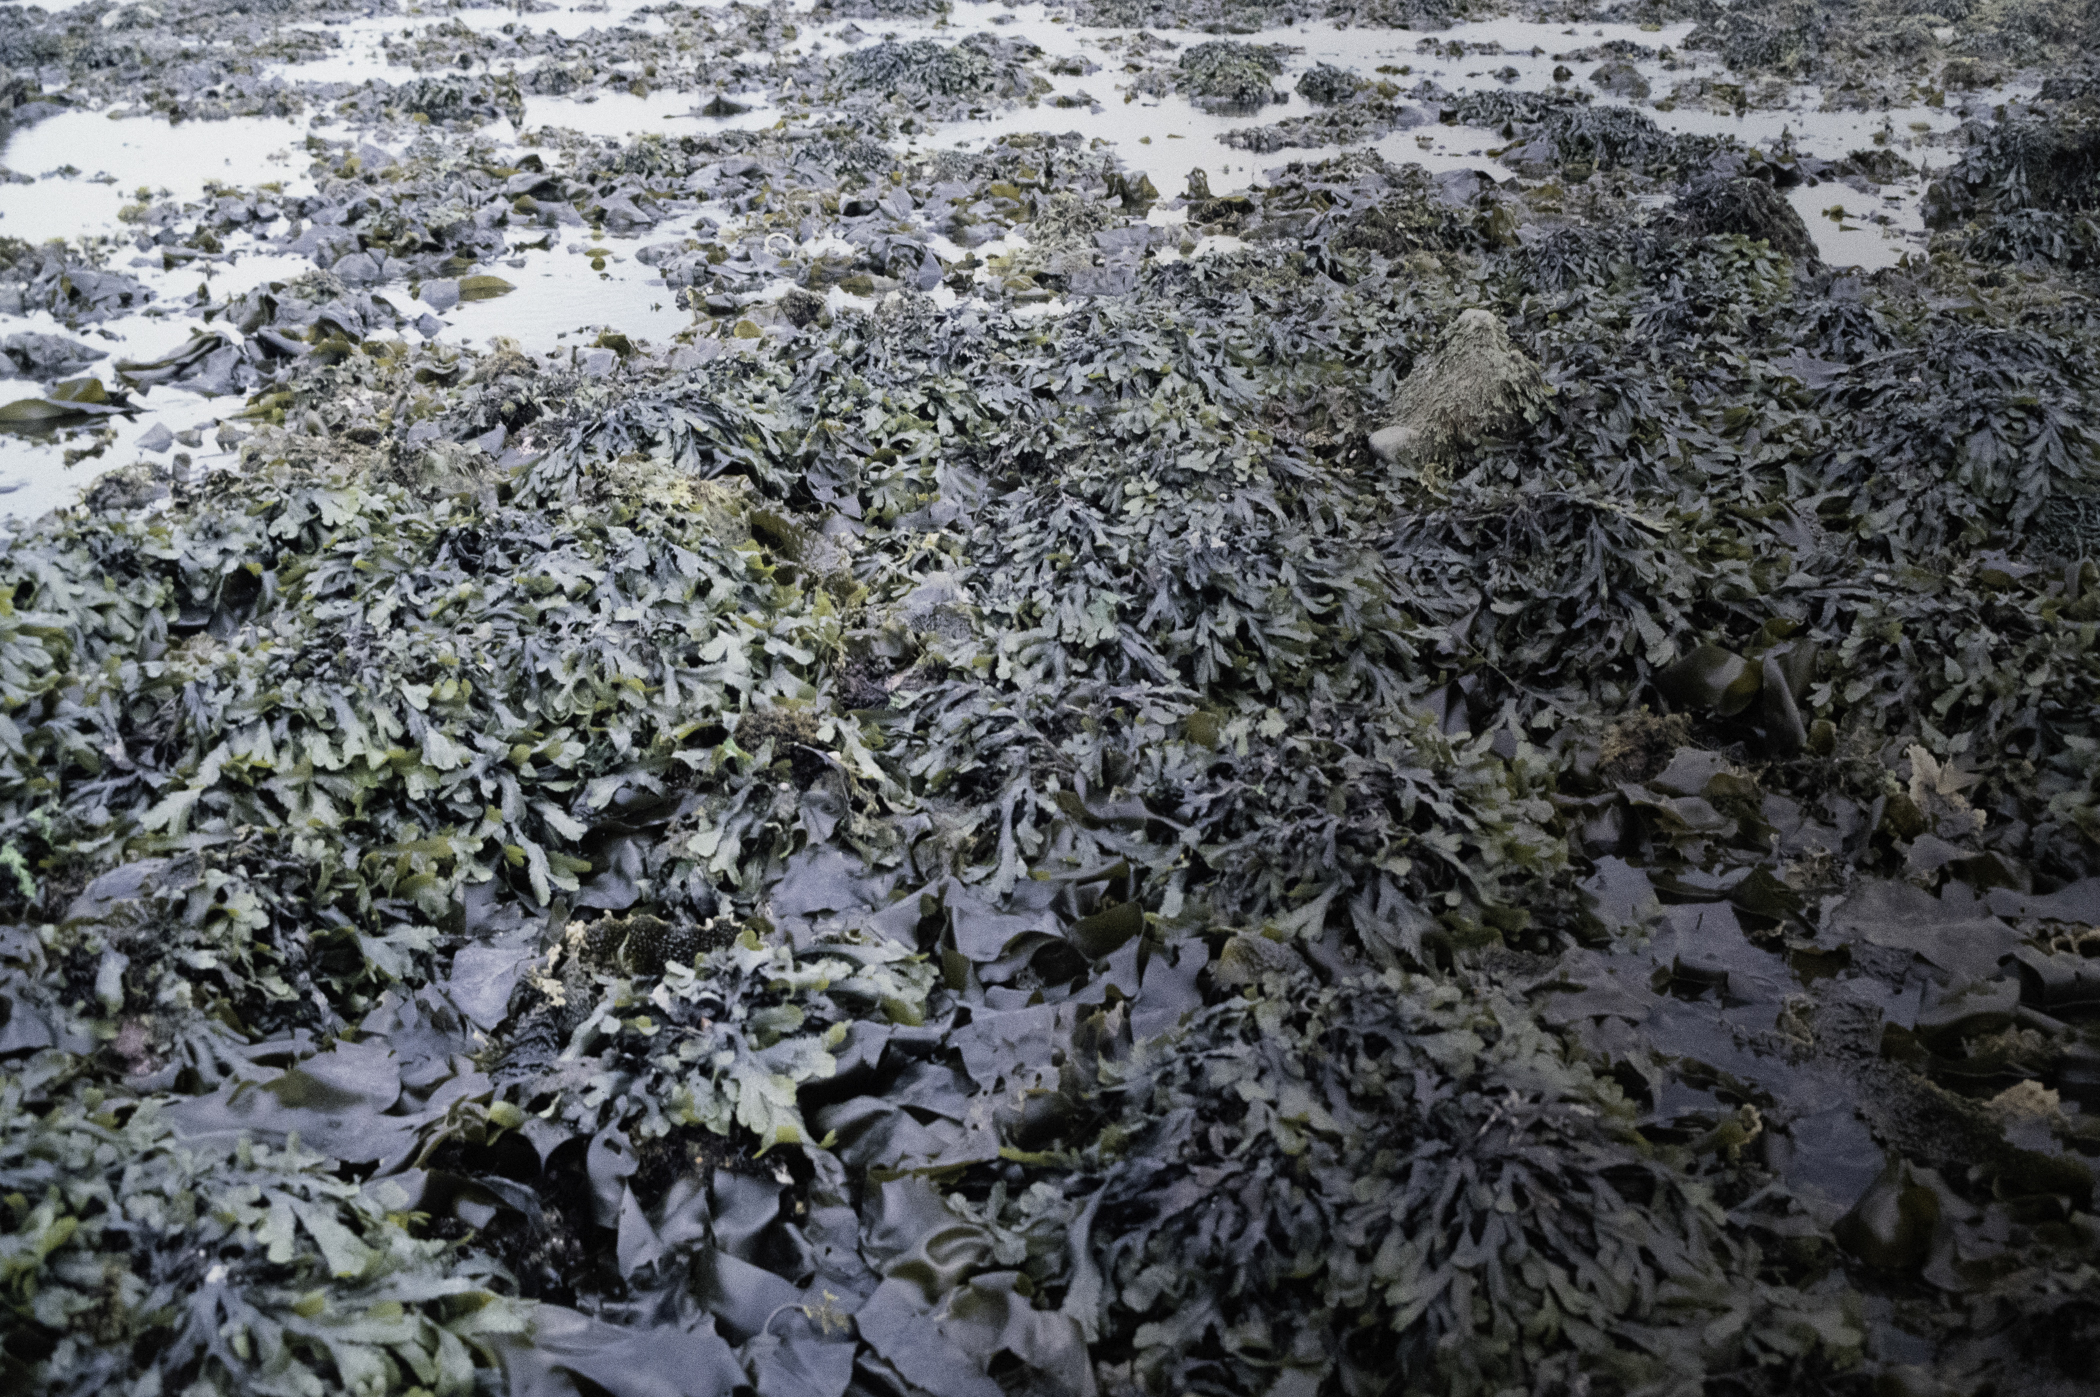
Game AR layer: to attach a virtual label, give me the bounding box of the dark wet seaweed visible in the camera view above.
[2,2,2100,1395]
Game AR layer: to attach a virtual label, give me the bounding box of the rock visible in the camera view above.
[1589,59,1651,99]
[580,347,618,378]
[1832,1159,1942,1274]
[781,286,827,328]
[456,275,515,302]
[331,251,381,285]
[135,422,174,454]
[1674,176,1819,264]
[1368,309,1548,474]
[422,278,461,312]
[1294,62,1361,106]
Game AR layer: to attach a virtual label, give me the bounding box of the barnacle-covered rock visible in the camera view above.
[1368,308,1549,473]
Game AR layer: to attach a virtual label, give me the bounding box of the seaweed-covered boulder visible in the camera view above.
[1369,309,1548,472]
[837,35,1042,102]
[1919,106,2100,266]
[1589,57,1652,98]
[1922,112,2100,228]
[1293,60,1361,105]
[1494,103,1682,179]
[811,0,949,15]
[1684,2,1816,75]
[1176,40,1287,112]
[1674,175,1820,263]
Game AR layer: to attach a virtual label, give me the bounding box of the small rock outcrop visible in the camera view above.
[1368,309,1548,473]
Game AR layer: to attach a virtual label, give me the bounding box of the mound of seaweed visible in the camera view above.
[835,36,1045,103]
[1175,40,1291,111]
[1221,91,1424,152]
[1018,962,1858,1397]
[1924,91,2100,267]
[1294,59,1363,105]
[1673,174,1822,264]
[1067,0,1454,34]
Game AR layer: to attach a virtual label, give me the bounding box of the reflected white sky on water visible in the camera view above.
[0,0,2034,521]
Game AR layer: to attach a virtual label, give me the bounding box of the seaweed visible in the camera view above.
[1016,962,1863,1397]
[1175,40,1291,113]
[1674,175,1823,264]
[1,1,2100,1392]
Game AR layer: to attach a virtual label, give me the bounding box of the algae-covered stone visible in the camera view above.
[1368,308,1548,473]
[1176,40,1288,112]
[1590,58,1652,98]
[1294,61,1362,106]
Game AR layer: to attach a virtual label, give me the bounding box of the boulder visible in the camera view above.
[1368,309,1548,473]
[1295,62,1361,106]
[1590,60,1652,99]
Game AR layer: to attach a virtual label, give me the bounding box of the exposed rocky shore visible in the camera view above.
[2,1,2099,1394]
